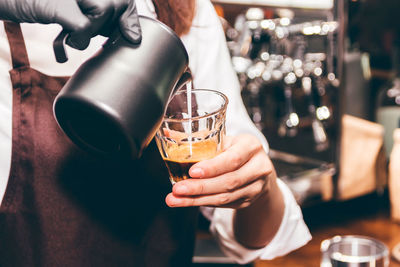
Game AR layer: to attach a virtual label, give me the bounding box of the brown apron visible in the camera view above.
[0,22,198,267]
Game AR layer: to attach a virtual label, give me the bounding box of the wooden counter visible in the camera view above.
[254,192,400,267]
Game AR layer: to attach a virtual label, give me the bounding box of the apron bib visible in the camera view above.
[0,22,198,267]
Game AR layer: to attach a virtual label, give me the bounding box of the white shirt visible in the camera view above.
[0,0,311,264]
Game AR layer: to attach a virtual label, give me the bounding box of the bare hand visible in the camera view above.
[165,134,277,209]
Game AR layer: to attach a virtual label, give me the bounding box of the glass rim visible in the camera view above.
[163,89,229,123]
[321,235,389,261]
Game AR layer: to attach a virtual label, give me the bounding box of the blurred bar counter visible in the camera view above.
[254,192,400,267]
[194,192,400,266]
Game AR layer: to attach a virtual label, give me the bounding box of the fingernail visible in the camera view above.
[168,197,182,207]
[190,168,204,178]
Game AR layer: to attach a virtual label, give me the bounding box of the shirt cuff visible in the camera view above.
[208,179,312,264]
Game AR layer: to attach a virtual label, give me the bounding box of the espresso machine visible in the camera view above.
[218,1,344,205]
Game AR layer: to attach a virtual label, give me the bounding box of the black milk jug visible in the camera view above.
[53,16,190,159]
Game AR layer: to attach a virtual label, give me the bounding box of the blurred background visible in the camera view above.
[193,0,400,266]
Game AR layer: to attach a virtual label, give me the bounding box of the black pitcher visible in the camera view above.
[53,16,190,160]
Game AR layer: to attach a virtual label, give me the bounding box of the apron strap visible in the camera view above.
[4,22,30,68]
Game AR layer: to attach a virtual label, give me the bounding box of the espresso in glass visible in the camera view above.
[155,89,228,185]
[162,139,218,183]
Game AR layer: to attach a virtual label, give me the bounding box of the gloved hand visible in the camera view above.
[0,0,141,49]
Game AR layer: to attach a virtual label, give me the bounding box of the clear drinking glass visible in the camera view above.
[155,89,228,184]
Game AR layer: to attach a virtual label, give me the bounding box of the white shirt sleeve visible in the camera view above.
[183,0,312,263]
[203,179,312,264]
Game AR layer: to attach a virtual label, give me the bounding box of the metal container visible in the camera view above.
[53,16,190,159]
[321,235,389,267]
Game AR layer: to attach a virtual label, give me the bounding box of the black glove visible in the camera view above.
[0,0,141,49]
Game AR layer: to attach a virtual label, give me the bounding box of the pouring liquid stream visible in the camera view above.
[186,81,193,157]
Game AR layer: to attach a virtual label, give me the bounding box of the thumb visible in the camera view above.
[65,28,92,50]
[119,2,142,44]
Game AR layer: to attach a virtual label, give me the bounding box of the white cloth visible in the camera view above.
[0,0,311,263]
[208,179,311,264]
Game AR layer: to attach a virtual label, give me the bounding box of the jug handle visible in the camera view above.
[320,237,337,267]
[53,30,69,63]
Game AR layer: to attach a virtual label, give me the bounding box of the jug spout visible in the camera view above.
[172,70,192,95]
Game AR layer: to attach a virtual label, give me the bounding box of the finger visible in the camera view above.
[190,135,263,178]
[65,0,114,49]
[52,2,92,50]
[166,178,265,208]
[52,1,90,50]
[40,2,90,31]
[66,32,91,50]
[119,1,142,43]
[174,151,272,196]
